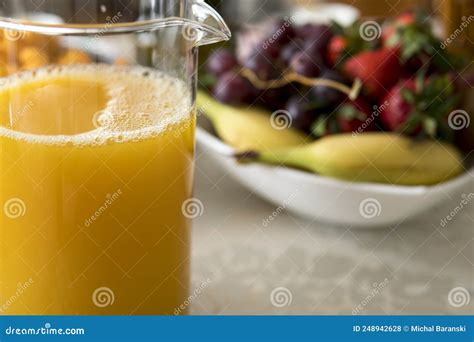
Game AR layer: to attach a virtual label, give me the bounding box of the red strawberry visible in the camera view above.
[327,35,347,67]
[380,75,460,139]
[343,48,402,98]
[380,79,418,133]
[312,97,377,137]
[336,97,376,134]
[382,12,416,46]
[397,12,417,26]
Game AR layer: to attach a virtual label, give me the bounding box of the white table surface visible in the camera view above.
[190,147,474,315]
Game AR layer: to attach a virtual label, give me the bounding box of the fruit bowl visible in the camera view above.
[197,117,473,228]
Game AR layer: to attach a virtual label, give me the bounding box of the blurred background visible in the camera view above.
[189,0,473,315]
[207,0,473,52]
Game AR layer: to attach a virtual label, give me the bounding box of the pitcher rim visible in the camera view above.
[0,17,227,37]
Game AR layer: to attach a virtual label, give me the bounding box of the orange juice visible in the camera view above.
[0,64,194,314]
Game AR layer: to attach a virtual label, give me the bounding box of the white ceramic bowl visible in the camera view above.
[291,3,361,27]
[197,119,473,228]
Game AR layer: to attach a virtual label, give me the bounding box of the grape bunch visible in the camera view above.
[205,18,354,134]
[204,12,469,142]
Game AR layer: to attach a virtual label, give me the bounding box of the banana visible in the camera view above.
[239,133,464,185]
[197,91,308,152]
[197,92,464,185]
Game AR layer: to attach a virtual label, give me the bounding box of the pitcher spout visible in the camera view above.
[184,0,231,46]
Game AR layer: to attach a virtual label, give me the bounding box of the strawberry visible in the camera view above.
[380,79,418,133]
[312,97,376,137]
[343,48,402,98]
[336,97,376,134]
[382,12,416,46]
[327,35,347,67]
[327,21,379,67]
[382,10,467,74]
[380,74,461,140]
[397,13,417,26]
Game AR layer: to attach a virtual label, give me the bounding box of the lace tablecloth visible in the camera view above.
[190,149,474,315]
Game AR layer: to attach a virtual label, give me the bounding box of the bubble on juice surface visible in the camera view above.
[0,64,192,146]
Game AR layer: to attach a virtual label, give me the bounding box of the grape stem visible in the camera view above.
[240,68,362,101]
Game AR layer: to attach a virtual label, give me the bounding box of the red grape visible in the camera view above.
[312,69,348,107]
[280,39,305,65]
[206,49,239,77]
[297,24,333,54]
[285,95,318,131]
[244,49,283,81]
[213,71,257,105]
[259,87,292,111]
[290,51,324,78]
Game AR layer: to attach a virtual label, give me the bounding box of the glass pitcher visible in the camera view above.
[0,0,229,315]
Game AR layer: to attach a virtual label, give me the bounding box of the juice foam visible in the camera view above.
[0,64,192,145]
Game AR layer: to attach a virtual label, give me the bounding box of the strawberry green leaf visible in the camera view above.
[423,117,438,137]
[311,117,328,137]
[401,88,416,104]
